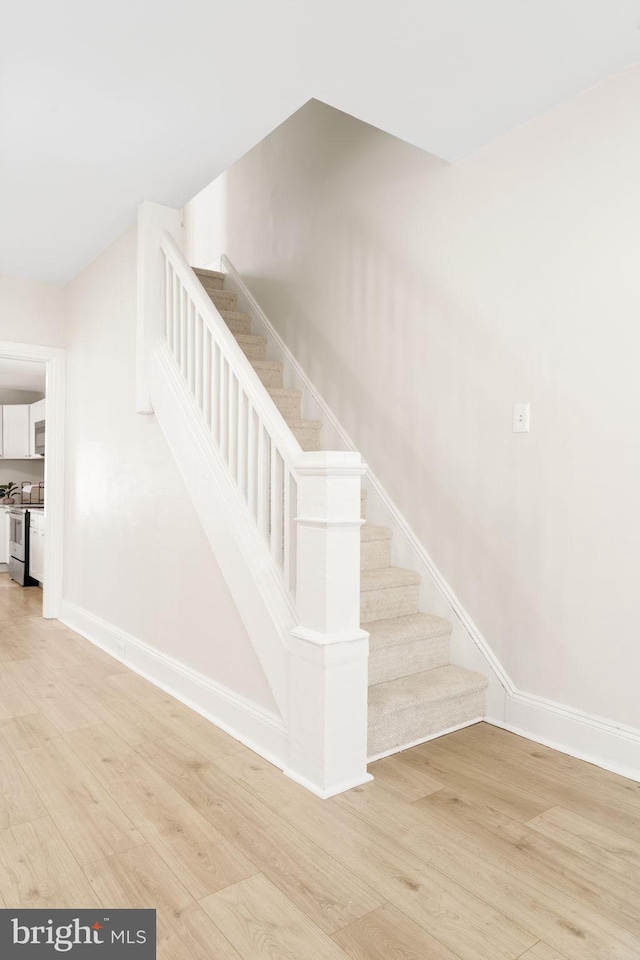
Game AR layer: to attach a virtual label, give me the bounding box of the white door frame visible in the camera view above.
[0,340,65,619]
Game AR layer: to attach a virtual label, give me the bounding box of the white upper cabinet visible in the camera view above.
[29,398,46,458]
[0,400,46,460]
[2,405,30,459]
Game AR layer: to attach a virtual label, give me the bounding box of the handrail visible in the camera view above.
[160,232,302,462]
[159,230,303,597]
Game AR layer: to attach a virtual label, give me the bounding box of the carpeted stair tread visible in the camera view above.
[219,310,253,335]
[219,309,252,320]
[234,333,265,346]
[234,332,267,361]
[369,663,487,712]
[364,612,451,651]
[287,418,323,452]
[269,387,302,401]
[360,524,393,570]
[194,267,225,281]
[285,417,322,431]
[251,360,283,388]
[361,566,421,592]
[208,288,238,308]
[367,665,487,756]
[369,664,486,710]
[360,565,421,621]
[268,387,303,419]
[361,524,393,542]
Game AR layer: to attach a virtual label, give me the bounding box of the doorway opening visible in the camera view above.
[0,341,65,619]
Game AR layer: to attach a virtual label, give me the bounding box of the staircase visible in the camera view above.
[194,266,487,759]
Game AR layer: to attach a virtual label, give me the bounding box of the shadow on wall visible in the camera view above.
[234,189,537,655]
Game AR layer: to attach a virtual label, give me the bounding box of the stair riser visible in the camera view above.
[223,316,252,336]
[368,692,485,757]
[361,584,420,623]
[238,339,267,362]
[209,290,238,310]
[269,393,302,420]
[369,635,451,685]
[199,276,225,291]
[291,425,322,452]
[361,538,392,570]
[252,364,283,389]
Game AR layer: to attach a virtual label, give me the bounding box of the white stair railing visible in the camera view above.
[137,201,370,797]
[161,230,301,600]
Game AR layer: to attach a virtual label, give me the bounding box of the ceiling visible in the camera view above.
[0,358,46,393]
[2,1,640,284]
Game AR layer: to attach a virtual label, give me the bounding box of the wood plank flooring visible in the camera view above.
[0,573,638,959]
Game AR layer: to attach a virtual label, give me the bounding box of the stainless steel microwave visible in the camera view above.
[34,419,45,456]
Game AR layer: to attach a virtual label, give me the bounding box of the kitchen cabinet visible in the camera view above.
[0,401,46,460]
[29,398,46,458]
[0,509,7,564]
[1,405,30,459]
[28,511,45,584]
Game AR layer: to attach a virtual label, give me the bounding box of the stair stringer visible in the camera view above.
[211,254,509,731]
[150,340,294,733]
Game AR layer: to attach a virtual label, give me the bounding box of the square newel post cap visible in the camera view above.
[293,450,367,477]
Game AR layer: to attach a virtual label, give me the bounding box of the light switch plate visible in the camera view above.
[513,403,530,432]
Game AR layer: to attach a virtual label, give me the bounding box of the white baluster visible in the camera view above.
[180,285,187,377]
[289,473,298,597]
[164,256,171,343]
[166,264,173,352]
[283,467,292,588]
[247,406,256,520]
[211,340,220,443]
[186,299,195,394]
[257,425,268,540]
[228,372,237,477]
[270,446,283,566]
[220,358,228,461]
[194,313,202,410]
[237,389,247,500]
[203,328,212,428]
[172,270,179,359]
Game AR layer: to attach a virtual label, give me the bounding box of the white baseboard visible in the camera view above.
[59,599,288,770]
[283,769,373,800]
[491,690,640,783]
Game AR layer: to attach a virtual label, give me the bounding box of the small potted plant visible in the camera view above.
[0,482,20,505]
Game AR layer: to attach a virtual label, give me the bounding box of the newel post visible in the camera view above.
[136,200,182,414]
[285,451,371,798]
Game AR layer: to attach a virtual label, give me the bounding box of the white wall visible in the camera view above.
[0,461,44,490]
[0,276,66,346]
[63,224,277,712]
[185,69,640,733]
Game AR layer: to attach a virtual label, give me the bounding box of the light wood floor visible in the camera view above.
[0,574,639,959]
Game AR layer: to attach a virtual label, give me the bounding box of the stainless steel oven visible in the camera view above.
[8,508,33,586]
